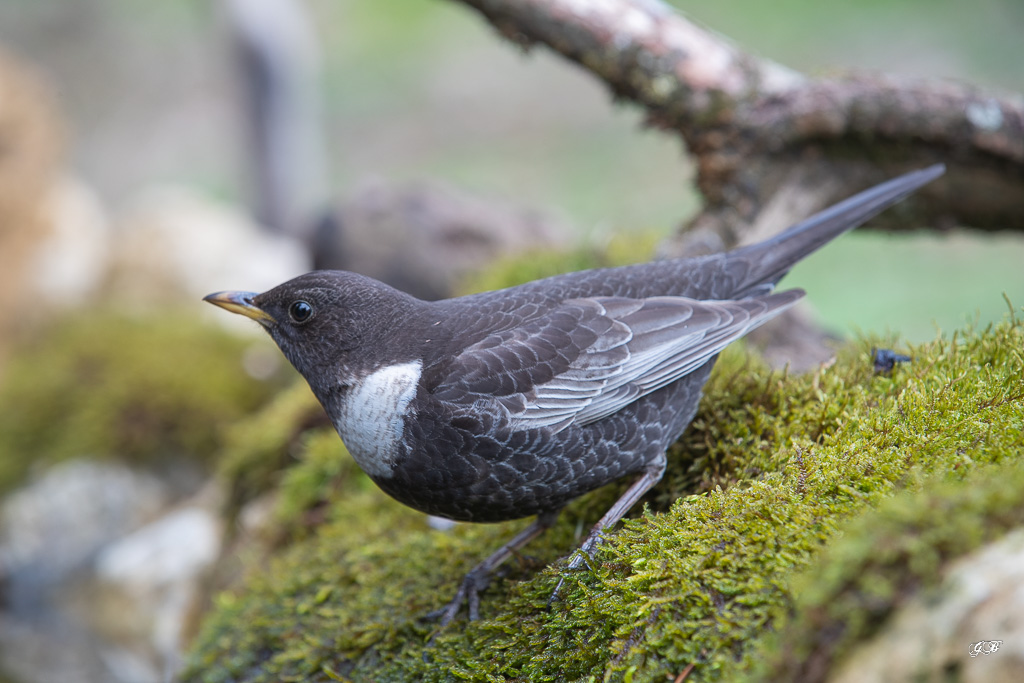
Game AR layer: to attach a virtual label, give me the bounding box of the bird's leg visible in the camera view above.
[551,462,666,602]
[426,508,561,627]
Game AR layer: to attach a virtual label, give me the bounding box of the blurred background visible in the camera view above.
[1,0,1022,335]
[0,0,1021,681]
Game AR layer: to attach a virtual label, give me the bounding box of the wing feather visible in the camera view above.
[431,290,803,432]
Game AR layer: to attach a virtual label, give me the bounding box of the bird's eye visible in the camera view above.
[289,300,314,323]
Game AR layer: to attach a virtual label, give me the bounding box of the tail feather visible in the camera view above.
[735,164,945,292]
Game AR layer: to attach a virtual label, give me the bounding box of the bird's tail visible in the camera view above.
[733,164,945,293]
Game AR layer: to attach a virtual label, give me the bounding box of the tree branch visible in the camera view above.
[458,0,803,125]
[452,0,1024,243]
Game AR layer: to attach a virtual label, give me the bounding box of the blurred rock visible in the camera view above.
[427,515,457,532]
[30,175,112,308]
[0,463,228,683]
[830,528,1024,683]
[108,185,311,309]
[90,486,225,681]
[312,178,571,300]
[96,503,220,593]
[0,460,174,683]
[0,460,169,594]
[0,610,129,683]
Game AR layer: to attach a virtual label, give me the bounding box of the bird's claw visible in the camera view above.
[424,567,491,627]
[548,534,602,606]
[547,575,568,607]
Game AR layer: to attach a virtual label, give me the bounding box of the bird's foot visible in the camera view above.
[424,565,492,626]
[423,511,559,631]
[548,532,603,606]
[421,569,490,656]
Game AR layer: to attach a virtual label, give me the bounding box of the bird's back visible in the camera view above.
[424,164,946,359]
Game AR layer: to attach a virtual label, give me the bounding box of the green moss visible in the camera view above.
[741,461,1024,682]
[217,379,330,518]
[0,309,281,493]
[182,311,1023,683]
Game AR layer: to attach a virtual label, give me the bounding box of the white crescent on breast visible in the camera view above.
[333,360,422,479]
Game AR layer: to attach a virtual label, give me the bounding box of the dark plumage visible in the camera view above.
[205,164,944,624]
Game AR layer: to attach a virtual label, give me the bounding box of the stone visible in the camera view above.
[830,528,1024,683]
[0,460,169,592]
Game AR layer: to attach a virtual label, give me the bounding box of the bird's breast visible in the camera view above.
[332,360,423,479]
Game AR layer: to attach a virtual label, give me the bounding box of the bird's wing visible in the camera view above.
[430,290,803,432]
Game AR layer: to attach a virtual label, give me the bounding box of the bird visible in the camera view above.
[205,164,944,625]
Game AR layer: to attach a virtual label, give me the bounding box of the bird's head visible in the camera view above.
[204,270,419,390]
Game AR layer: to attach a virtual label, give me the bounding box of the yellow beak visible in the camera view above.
[203,291,275,324]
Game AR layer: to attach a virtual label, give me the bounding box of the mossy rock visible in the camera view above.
[181,308,1024,682]
[749,461,1024,682]
[0,309,283,493]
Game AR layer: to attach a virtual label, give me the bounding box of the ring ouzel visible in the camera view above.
[206,164,944,625]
